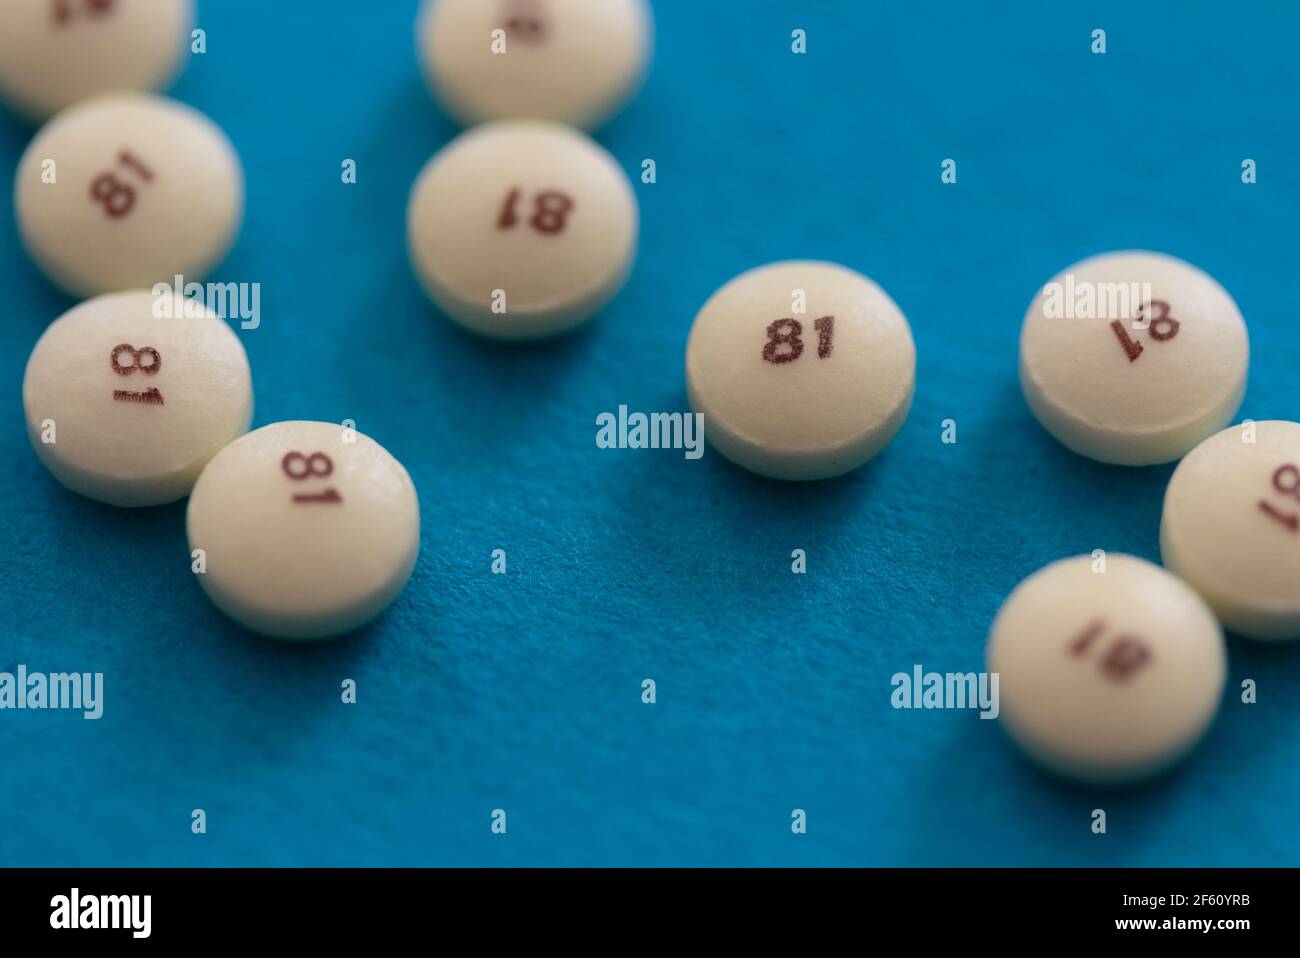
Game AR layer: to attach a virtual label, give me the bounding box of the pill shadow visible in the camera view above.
[25,488,353,762]
[909,711,1219,866]
[1212,632,1300,772]
[0,102,35,156]
[148,552,447,781]
[581,386,890,646]
[31,479,437,773]
[14,278,75,334]
[185,542,443,669]
[346,262,605,458]
[34,486,192,624]
[627,384,882,518]
[973,383,1175,554]
[905,629,1298,866]
[359,78,456,216]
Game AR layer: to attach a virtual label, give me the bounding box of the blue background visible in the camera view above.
[1,0,1297,866]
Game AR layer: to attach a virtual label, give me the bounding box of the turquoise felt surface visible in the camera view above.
[1,0,1298,866]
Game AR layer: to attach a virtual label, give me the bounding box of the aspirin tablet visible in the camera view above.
[23,290,252,507]
[1161,421,1300,640]
[16,93,244,299]
[407,120,637,339]
[685,261,915,481]
[416,0,651,129]
[187,422,420,641]
[0,0,193,121]
[987,554,1225,785]
[1020,251,1248,466]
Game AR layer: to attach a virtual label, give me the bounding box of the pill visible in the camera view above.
[15,93,244,299]
[416,0,651,129]
[22,290,252,507]
[186,421,420,641]
[407,119,637,339]
[987,554,1225,784]
[1019,251,1248,465]
[1160,420,1300,640]
[0,0,193,121]
[684,261,915,481]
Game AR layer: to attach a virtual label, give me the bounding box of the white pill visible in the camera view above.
[407,120,637,340]
[1161,421,1300,640]
[1020,251,1248,465]
[416,0,651,129]
[22,290,252,507]
[16,93,244,299]
[187,422,421,641]
[0,0,193,121]
[684,261,915,481]
[987,554,1225,785]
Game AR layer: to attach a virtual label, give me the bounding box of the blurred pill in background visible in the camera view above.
[1161,420,1300,641]
[0,0,195,121]
[987,554,1225,785]
[15,93,243,298]
[416,0,652,130]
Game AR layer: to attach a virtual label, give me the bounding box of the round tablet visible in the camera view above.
[22,290,252,507]
[684,261,915,481]
[987,554,1225,785]
[16,93,244,299]
[1020,251,1248,465]
[1161,421,1300,640]
[416,0,651,129]
[187,422,421,641]
[407,120,637,339]
[0,0,193,121]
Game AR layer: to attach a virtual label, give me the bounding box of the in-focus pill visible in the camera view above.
[0,0,193,121]
[1161,420,1300,640]
[685,261,915,481]
[23,290,253,507]
[987,554,1225,785]
[16,93,244,298]
[1020,251,1248,465]
[407,119,637,339]
[187,421,420,641]
[416,0,651,129]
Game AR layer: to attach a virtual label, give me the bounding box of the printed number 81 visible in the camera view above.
[763,316,834,364]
